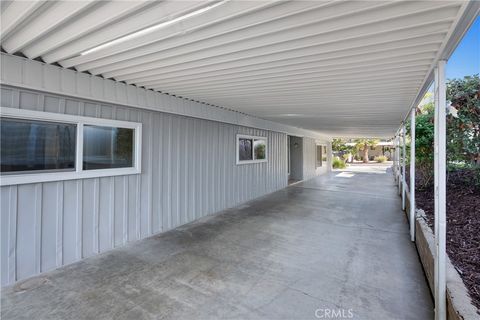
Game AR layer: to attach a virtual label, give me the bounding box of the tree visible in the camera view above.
[332,138,350,153]
[406,105,435,188]
[406,74,480,188]
[353,139,379,163]
[446,75,480,165]
[332,138,355,163]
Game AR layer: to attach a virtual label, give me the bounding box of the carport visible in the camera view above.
[0,1,478,319]
[1,164,433,319]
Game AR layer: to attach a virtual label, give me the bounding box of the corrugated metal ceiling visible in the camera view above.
[0,0,476,137]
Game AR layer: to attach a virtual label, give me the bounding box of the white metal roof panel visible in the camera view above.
[1,0,477,137]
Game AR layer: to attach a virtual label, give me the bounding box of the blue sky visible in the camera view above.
[447,16,479,79]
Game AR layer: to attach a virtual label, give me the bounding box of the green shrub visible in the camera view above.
[332,157,346,169]
[374,155,388,163]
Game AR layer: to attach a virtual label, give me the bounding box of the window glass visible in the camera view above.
[238,138,253,161]
[83,125,134,170]
[1,118,76,173]
[254,139,266,160]
[316,145,323,167]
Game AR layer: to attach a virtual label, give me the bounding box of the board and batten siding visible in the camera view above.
[0,87,289,286]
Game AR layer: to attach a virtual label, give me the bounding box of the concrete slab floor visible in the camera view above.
[1,164,433,320]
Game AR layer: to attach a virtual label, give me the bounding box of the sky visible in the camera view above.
[447,16,480,79]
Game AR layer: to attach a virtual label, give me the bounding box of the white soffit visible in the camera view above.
[0,0,476,137]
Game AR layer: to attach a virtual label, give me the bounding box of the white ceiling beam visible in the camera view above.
[0,1,47,40]
[211,98,412,106]
[172,82,421,99]
[149,66,428,93]
[77,1,387,73]
[111,20,451,82]
[213,93,418,104]
[131,42,440,86]
[186,87,419,100]
[100,2,458,79]
[2,1,97,54]
[135,55,434,88]
[125,35,443,84]
[22,1,152,58]
[42,1,213,63]
[154,77,425,98]
[66,0,316,70]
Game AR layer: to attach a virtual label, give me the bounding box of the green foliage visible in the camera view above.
[353,138,380,162]
[332,156,346,169]
[353,138,379,151]
[254,143,266,160]
[410,108,435,188]
[374,155,387,163]
[331,138,354,153]
[406,75,480,188]
[446,75,480,164]
[342,153,350,161]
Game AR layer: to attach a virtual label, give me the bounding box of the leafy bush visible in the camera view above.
[446,75,480,165]
[405,75,480,188]
[374,155,388,163]
[332,156,346,169]
[447,163,480,189]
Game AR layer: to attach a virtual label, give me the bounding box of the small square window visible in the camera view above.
[237,135,267,164]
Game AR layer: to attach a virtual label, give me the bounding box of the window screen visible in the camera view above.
[238,138,253,161]
[1,118,76,173]
[83,125,134,170]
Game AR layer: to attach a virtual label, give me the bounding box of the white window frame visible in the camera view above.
[236,134,268,165]
[0,107,142,186]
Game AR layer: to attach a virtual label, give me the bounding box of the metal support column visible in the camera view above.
[397,133,401,193]
[434,60,447,320]
[393,134,397,178]
[410,109,416,241]
[402,124,406,210]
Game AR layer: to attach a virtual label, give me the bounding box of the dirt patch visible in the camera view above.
[410,167,480,313]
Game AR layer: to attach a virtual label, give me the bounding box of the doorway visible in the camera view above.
[288,135,303,184]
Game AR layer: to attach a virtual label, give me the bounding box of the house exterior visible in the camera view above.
[0,54,331,286]
[345,141,395,161]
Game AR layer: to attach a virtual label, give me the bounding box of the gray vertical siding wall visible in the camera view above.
[303,137,331,180]
[0,87,291,286]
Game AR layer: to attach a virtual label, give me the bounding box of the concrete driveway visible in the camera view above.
[1,164,433,319]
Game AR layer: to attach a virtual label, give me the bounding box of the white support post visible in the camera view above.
[434,60,447,320]
[396,134,399,179]
[402,124,406,210]
[397,133,401,193]
[393,134,397,177]
[410,109,416,241]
